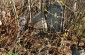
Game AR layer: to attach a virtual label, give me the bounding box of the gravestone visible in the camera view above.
[32,2,63,32]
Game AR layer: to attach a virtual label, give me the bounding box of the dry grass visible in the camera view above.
[0,0,85,55]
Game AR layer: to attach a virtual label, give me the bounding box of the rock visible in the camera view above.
[79,50,85,55]
[19,17,27,26]
[71,44,81,55]
[0,20,2,26]
[1,11,6,17]
[18,17,28,34]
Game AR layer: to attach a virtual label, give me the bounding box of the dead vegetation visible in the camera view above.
[0,0,85,55]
